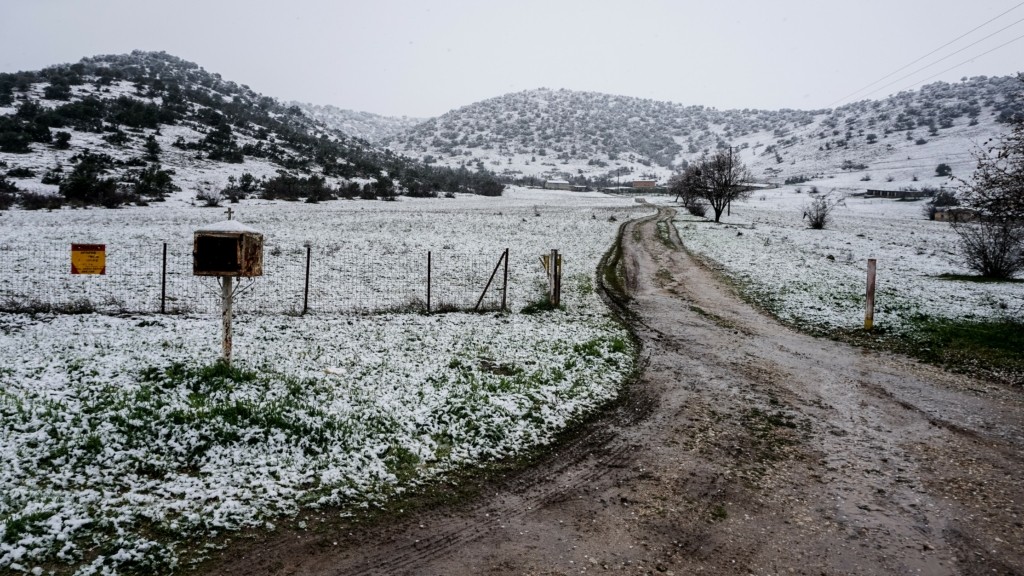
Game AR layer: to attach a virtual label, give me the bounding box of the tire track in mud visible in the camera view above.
[197,207,1024,576]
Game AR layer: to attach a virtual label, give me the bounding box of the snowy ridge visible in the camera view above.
[383,78,1022,188]
[290,102,423,144]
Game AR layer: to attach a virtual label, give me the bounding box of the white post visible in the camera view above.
[221,276,233,365]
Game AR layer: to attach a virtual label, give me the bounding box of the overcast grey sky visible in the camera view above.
[2,0,1022,118]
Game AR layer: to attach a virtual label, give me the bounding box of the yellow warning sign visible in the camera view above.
[71,244,106,275]
[540,253,562,273]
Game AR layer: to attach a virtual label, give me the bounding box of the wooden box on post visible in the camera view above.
[192,219,264,367]
[193,220,264,278]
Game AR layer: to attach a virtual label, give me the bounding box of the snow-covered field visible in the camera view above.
[0,188,651,575]
[0,187,643,315]
[671,188,1024,334]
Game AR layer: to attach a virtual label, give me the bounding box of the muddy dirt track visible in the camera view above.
[197,208,1024,575]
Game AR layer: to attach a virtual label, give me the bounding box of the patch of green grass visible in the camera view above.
[836,317,1024,386]
[385,444,421,484]
[573,339,605,358]
[2,509,56,540]
[572,273,594,297]
[520,295,560,314]
[655,220,675,248]
[709,504,728,522]
[655,267,674,286]
[934,273,1024,284]
[906,318,1024,381]
[610,338,628,354]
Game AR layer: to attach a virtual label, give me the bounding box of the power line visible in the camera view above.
[829,2,1024,107]
[887,32,1024,95]
[850,17,1024,102]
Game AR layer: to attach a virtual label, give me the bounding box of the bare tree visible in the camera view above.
[957,101,1024,223]
[669,148,752,222]
[952,75,1024,279]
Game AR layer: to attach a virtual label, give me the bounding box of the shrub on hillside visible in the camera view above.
[0,177,16,210]
[52,131,71,149]
[123,164,178,200]
[60,152,131,207]
[6,167,35,178]
[196,188,222,207]
[41,167,63,185]
[19,191,65,210]
[684,199,708,217]
[952,218,1024,279]
[802,192,845,229]
[474,179,505,197]
[261,173,335,202]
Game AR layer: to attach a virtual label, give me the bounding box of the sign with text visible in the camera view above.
[71,244,106,275]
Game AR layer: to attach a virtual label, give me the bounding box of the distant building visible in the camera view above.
[631,179,658,188]
[544,179,572,190]
[934,207,978,222]
[865,188,936,199]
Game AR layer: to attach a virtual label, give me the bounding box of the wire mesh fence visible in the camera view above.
[0,241,550,316]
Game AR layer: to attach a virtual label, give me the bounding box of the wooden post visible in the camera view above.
[554,250,562,307]
[501,248,509,312]
[427,251,432,313]
[549,249,562,308]
[865,259,876,330]
[302,244,311,316]
[221,276,233,365]
[160,242,167,314]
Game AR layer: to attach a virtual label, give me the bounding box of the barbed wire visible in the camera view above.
[0,242,554,315]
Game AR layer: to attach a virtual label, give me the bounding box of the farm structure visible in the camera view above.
[544,179,573,190]
[865,188,937,199]
[934,207,979,222]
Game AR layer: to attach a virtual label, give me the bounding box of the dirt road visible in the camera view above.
[199,208,1024,575]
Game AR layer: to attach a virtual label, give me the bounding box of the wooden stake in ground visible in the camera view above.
[221,275,233,364]
[549,249,562,307]
[865,258,876,330]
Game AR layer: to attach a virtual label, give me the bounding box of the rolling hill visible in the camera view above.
[1,50,1020,208]
[0,51,501,210]
[382,77,1023,190]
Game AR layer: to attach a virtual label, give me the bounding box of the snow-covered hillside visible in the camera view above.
[0,51,503,209]
[383,77,1023,190]
[291,102,422,144]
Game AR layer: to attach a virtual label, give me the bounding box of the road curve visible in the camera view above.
[197,207,1024,575]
